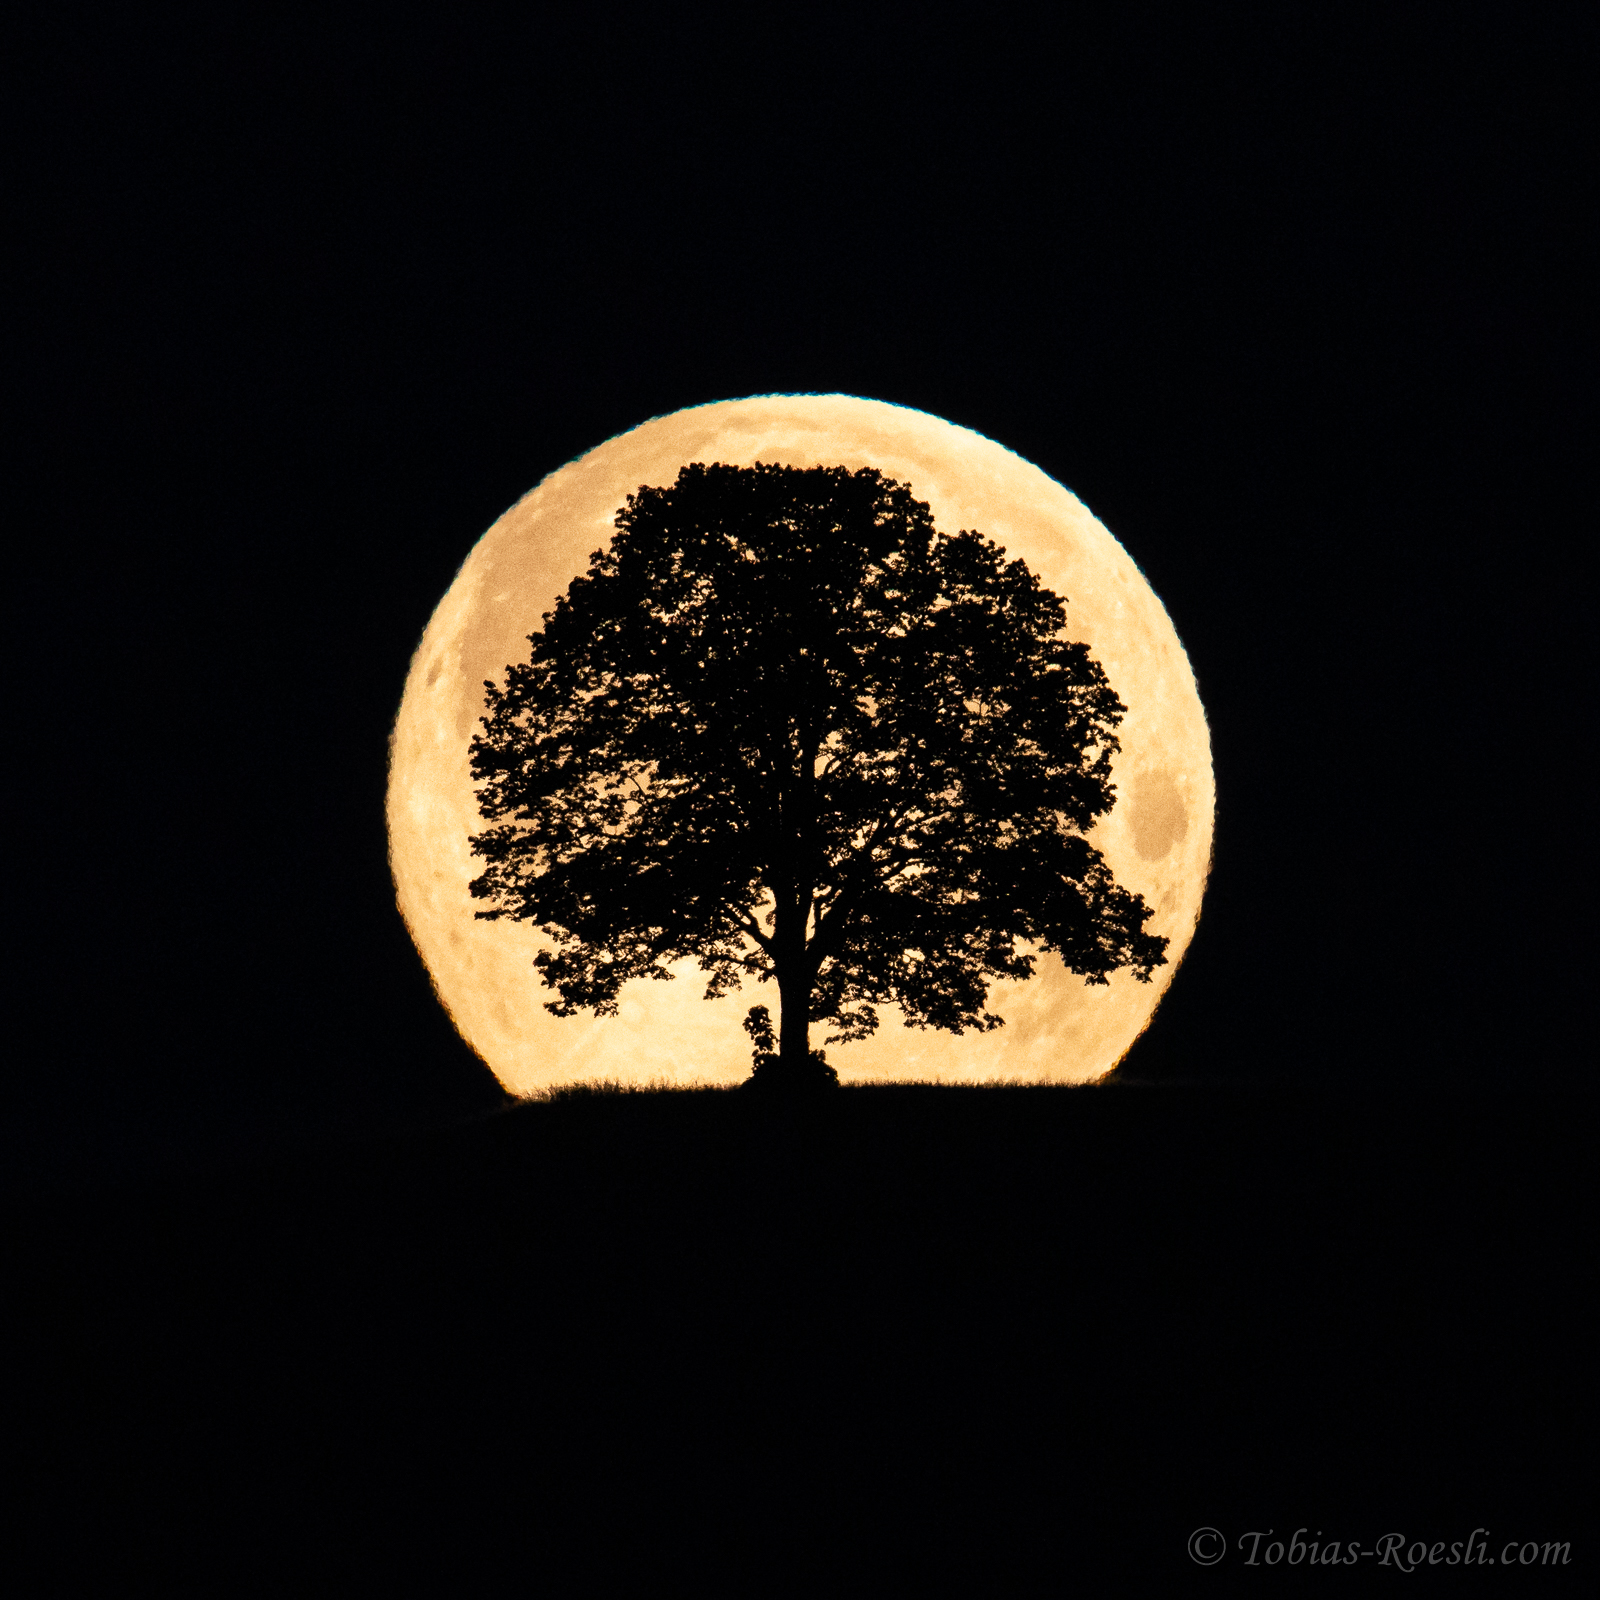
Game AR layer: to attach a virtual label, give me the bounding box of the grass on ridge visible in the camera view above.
[522,1076,1111,1102]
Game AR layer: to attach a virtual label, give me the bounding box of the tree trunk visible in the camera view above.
[765,959,836,1090]
[757,834,837,1092]
[777,967,810,1072]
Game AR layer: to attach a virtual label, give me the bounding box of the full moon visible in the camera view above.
[387,396,1213,1091]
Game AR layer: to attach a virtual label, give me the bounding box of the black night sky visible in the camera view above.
[6,8,1589,1584]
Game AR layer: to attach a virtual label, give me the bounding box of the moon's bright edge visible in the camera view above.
[387,395,1214,1091]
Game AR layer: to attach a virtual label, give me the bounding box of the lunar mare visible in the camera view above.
[387,395,1213,1091]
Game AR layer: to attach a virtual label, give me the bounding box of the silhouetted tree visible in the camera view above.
[469,463,1167,1090]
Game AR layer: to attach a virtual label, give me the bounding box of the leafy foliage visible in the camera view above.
[469,463,1166,1079]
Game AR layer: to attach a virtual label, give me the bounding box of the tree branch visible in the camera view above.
[733,909,775,955]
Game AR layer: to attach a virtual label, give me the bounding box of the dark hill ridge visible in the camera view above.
[5,1081,1590,1586]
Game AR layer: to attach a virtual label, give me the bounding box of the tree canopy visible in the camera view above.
[468,462,1167,1087]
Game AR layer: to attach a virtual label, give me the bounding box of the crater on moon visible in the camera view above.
[1129,769,1189,861]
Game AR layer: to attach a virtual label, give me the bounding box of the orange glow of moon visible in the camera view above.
[387,396,1213,1091]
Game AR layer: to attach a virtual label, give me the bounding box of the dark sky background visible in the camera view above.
[7,9,1587,1190]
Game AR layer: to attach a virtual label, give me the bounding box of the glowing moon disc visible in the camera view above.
[387,396,1213,1091]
